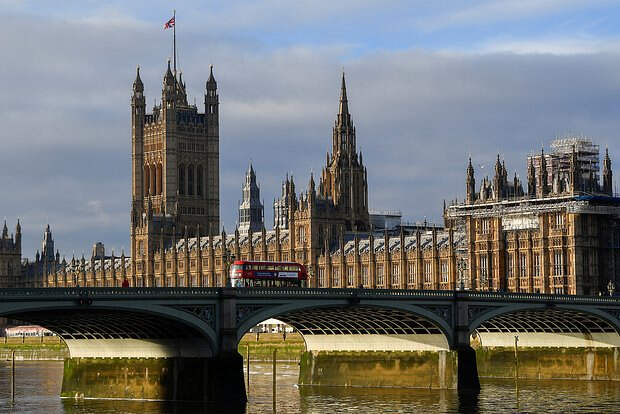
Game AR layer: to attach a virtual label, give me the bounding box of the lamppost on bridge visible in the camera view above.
[608,280,616,296]
[457,257,467,291]
[222,247,236,288]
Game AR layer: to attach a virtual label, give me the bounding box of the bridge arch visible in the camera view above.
[0,301,218,358]
[468,303,620,348]
[236,300,454,352]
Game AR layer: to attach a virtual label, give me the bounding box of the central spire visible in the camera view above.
[338,71,349,116]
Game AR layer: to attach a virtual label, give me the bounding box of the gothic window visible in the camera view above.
[481,219,490,234]
[150,165,156,196]
[144,165,150,196]
[533,253,541,277]
[507,254,514,278]
[376,266,384,286]
[179,165,185,195]
[188,165,195,196]
[156,164,163,195]
[519,253,527,277]
[197,165,203,197]
[347,266,354,287]
[441,260,448,283]
[332,267,340,287]
[480,255,488,280]
[424,261,432,283]
[553,251,563,276]
[319,267,325,287]
[553,213,565,229]
[361,265,369,287]
[139,240,144,256]
[408,262,416,285]
[391,264,400,286]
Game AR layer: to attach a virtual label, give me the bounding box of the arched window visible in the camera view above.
[156,164,163,195]
[150,165,156,196]
[179,164,185,195]
[144,165,150,196]
[197,165,203,198]
[188,165,194,196]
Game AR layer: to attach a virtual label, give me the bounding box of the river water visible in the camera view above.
[1,361,619,413]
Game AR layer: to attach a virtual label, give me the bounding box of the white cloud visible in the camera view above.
[416,0,612,31]
[476,36,620,55]
[3,9,620,260]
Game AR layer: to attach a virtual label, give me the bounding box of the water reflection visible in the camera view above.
[1,361,620,413]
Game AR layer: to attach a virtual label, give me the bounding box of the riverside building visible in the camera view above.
[2,62,618,295]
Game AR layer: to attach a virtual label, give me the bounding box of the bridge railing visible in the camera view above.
[0,287,618,305]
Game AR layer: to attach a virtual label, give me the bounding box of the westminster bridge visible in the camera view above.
[1,287,620,402]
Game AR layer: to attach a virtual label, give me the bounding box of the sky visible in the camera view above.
[2,0,620,259]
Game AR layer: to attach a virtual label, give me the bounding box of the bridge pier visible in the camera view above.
[60,353,246,403]
[456,305,480,394]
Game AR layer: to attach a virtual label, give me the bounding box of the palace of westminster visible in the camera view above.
[1,59,620,296]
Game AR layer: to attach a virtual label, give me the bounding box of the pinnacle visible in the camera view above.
[338,71,349,116]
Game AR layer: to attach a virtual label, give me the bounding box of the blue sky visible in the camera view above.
[2,0,620,258]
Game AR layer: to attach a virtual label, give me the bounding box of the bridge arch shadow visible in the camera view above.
[469,304,620,348]
[0,302,218,358]
[236,302,454,352]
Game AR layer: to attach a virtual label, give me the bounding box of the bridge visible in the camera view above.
[1,288,620,402]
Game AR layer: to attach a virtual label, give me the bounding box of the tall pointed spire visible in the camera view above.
[338,71,349,117]
[133,65,144,93]
[603,147,613,195]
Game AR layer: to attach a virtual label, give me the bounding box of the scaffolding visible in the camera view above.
[551,136,600,182]
[528,136,600,193]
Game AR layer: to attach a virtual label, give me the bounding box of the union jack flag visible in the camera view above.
[164,16,175,30]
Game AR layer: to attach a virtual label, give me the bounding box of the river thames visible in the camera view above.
[1,361,620,413]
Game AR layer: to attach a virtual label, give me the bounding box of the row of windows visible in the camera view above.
[180,207,205,215]
[179,142,205,152]
[317,261,451,287]
[178,164,205,197]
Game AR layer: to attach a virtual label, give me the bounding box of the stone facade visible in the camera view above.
[25,71,464,289]
[0,220,22,288]
[238,164,264,235]
[129,61,220,284]
[6,67,618,296]
[446,138,620,295]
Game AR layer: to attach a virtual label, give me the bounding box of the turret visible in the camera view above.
[466,157,476,204]
[162,59,175,102]
[603,147,613,196]
[493,154,503,201]
[131,65,146,207]
[2,220,7,239]
[205,64,219,122]
[308,172,316,205]
[15,219,21,248]
[527,156,536,197]
[539,148,548,197]
[570,145,581,194]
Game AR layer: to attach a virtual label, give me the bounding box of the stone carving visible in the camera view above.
[236,304,267,324]
[174,305,216,329]
[467,305,495,324]
[422,305,452,325]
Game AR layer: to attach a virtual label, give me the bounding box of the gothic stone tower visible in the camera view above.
[238,163,264,235]
[0,220,21,288]
[319,73,369,232]
[130,62,219,284]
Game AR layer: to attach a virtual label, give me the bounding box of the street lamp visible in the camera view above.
[457,258,467,291]
[607,280,616,297]
[306,265,314,289]
[222,247,236,288]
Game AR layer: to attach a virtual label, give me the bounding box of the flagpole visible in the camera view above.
[173,9,177,75]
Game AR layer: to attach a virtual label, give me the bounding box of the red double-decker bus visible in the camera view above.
[230,260,308,287]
